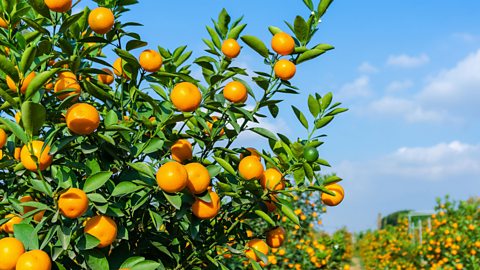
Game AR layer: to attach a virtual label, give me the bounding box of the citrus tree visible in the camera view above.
[0,0,347,269]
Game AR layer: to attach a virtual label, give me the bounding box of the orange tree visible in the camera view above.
[0,0,346,269]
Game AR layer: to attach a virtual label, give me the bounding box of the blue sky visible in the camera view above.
[76,1,480,232]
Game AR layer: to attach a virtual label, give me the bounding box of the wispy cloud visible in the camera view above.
[387,53,430,68]
[358,62,378,74]
[386,79,413,93]
[337,75,372,99]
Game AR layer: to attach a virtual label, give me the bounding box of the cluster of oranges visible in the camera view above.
[357,197,480,270]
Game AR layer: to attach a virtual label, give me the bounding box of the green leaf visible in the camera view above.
[227,24,246,39]
[254,210,276,226]
[217,8,231,37]
[308,94,320,117]
[163,192,182,210]
[318,0,334,18]
[28,0,51,18]
[327,107,348,116]
[84,249,109,270]
[0,118,28,144]
[313,44,335,51]
[126,40,148,51]
[212,156,235,175]
[76,233,101,250]
[293,16,308,43]
[19,46,37,74]
[321,92,333,111]
[206,26,221,49]
[268,26,282,35]
[120,257,145,269]
[296,49,325,64]
[49,136,77,155]
[21,101,46,136]
[293,168,306,184]
[131,261,161,270]
[303,162,314,181]
[250,127,278,141]
[0,89,17,108]
[25,68,59,100]
[279,203,300,225]
[303,0,314,10]
[240,35,269,58]
[111,182,143,197]
[0,54,19,81]
[291,106,309,129]
[314,115,334,129]
[82,80,114,102]
[59,12,84,34]
[14,223,39,250]
[83,171,113,193]
[115,48,140,68]
[30,179,53,197]
[128,162,155,179]
[324,175,342,185]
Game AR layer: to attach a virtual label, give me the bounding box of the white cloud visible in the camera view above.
[387,53,430,68]
[358,62,378,73]
[386,79,413,93]
[337,75,372,99]
[452,32,478,42]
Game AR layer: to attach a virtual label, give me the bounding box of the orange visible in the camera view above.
[0,237,25,270]
[20,141,53,171]
[1,214,23,234]
[112,58,128,78]
[271,32,295,55]
[245,239,269,262]
[260,168,285,191]
[15,112,21,124]
[238,156,264,180]
[266,226,286,248]
[223,81,247,103]
[15,249,51,270]
[44,0,72,13]
[84,215,117,248]
[170,139,192,163]
[54,77,81,100]
[65,103,100,135]
[185,162,211,194]
[206,116,224,136]
[97,68,114,84]
[0,17,7,29]
[20,196,45,222]
[0,128,6,148]
[221,39,241,58]
[191,189,220,219]
[6,72,36,94]
[88,7,115,35]
[240,147,261,161]
[274,59,296,80]
[139,49,163,72]
[58,188,89,219]
[170,82,202,112]
[321,183,345,206]
[156,161,188,193]
[58,71,76,80]
[14,147,21,160]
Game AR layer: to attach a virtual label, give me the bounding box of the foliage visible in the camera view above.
[0,0,346,269]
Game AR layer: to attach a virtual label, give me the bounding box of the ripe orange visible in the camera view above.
[238,156,264,180]
[0,237,25,270]
[321,183,345,206]
[221,39,241,58]
[20,141,53,171]
[170,82,202,112]
[20,196,45,222]
[54,77,81,100]
[170,139,192,163]
[271,32,295,55]
[65,103,100,135]
[16,249,51,270]
[156,161,188,193]
[44,0,72,12]
[260,168,285,191]
[88,7,115,35]
[0,128,6,148]
[58,188,89,219]
[185,162,211,194]
[206,116,224,136]
[15,111,21,124]
[14,147,21,160]
[1,214,23,233]
[97,68,114,84]
[266,226,286,248]
[245,239,269,262]
[139,49,163,72]
[58,71,76,80]
[274,59,296,81]
[223,81,247,103]
[191,189,220,219]
[112,58,129,79]
[6,72,36,94]
[0,17,7,29]
[240,147,261,161]
[84,215,117,248]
